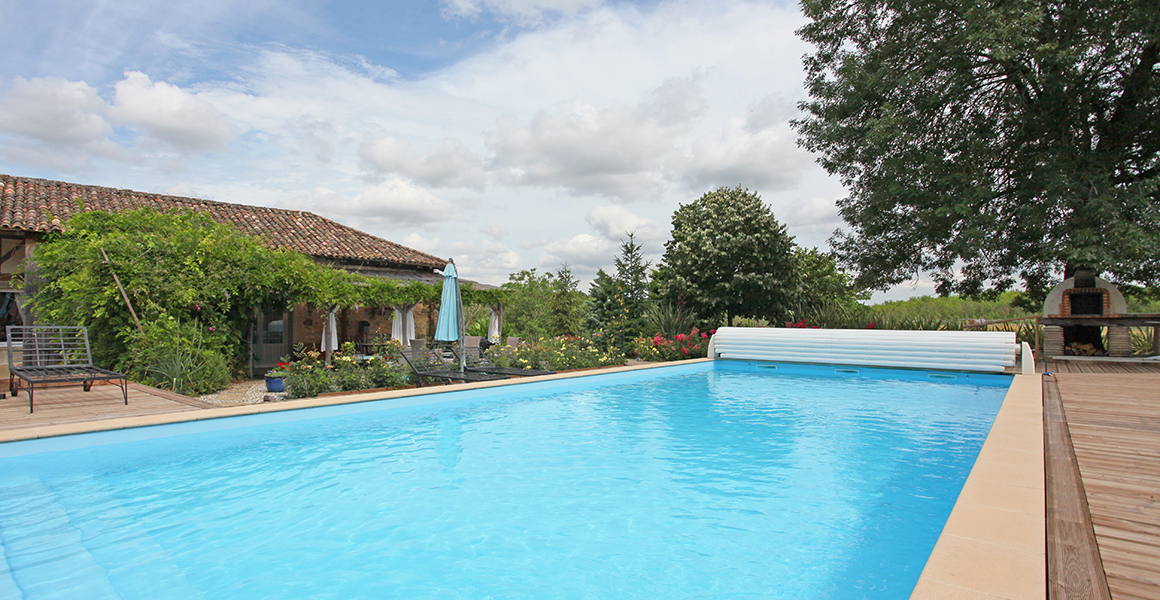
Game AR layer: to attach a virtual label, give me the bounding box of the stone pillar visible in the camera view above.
[1043,325,1064,358]
[1107,327,1132,357]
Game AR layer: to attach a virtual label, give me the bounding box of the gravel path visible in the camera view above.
[196,380,287,405]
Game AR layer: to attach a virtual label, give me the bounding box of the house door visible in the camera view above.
[252,308,291,374]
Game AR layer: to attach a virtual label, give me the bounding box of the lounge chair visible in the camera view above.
[451,346,555,378]
[400,348,509,387]
[7,325,129,413]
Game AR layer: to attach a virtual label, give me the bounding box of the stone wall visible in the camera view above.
[290,303,434,350]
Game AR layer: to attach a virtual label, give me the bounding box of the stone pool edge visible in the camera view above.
[910,373,1046,600]
[0,359,711,443]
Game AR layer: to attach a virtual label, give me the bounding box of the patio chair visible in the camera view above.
[400,347,509,387]
[7,325,129,413]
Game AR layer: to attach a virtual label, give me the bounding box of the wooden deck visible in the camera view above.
[1044,358,1160,374]
[1044,358,1160,600]
[0,381,211,433]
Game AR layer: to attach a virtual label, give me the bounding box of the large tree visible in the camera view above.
[656,186,799,323]
[795,0,1160,299]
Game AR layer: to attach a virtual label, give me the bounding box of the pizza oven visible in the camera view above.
[1041,271,1131,356]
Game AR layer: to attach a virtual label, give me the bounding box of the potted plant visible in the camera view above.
[265,361,293,392]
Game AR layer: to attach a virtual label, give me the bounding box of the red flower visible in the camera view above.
[867,322,876,329]
[709,329,717,334]
[675,333,687,342]
[681,347,689,355]
[701,333,708,339]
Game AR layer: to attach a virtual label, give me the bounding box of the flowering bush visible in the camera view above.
[265,361,294,377]
[283,342,410,399]
[632,328,710,361]
[485,335,624,371]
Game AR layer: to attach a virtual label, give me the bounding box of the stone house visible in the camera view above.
[0,174,487,373]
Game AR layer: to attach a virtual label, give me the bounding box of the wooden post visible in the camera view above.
[100,248,144,335]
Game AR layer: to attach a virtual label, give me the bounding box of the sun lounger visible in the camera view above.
[400,348,509,387]
[452,346,555,378]
[7,325,129,413]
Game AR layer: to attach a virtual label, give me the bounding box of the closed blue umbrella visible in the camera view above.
[433,261,465,371]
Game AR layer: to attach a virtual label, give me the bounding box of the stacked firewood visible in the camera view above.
[1065,342,1105,356]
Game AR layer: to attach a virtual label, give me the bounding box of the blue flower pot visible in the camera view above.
[265,377,285,393]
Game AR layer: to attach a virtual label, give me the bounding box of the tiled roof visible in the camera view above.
[0,174,447,271]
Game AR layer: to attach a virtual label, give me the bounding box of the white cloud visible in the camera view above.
[0,76,124,169]
[108,71,237,153]
[441,0,602,24]
[480,219,508,239]
[402,232,443,255]
[361,135,487,190]
[287,115,340,163]
[776,195,842,227]
[585,205,665,245]
[486,77,704,199]
[347,179,465,228]
[163,182,196,197]
[0,77,110,145]
[680,94,811,192]
[539,233,613,268]
[446,239,522,285]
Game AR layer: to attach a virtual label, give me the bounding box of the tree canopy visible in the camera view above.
[499,266,586,338]
[795,0,1160,299]
[655,186,799,323]
[795,247,869,310]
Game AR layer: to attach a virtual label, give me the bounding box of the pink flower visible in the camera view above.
[867,322,876,329]
[208,326,216,331]
[681,347,689,355]
[675,333,687,342]
[701,333,708,339]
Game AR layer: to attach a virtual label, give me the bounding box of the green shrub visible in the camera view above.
[121,317,231,396]
[729,315,772,328]
[648,302,695,338]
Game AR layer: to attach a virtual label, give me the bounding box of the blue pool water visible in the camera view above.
[0,361,1010,599]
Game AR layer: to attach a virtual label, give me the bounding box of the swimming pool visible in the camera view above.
[0,361,1010,599]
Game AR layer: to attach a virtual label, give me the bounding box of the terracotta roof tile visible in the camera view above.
[1,174,446,271]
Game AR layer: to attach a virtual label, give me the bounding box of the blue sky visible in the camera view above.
[0,0,930,299]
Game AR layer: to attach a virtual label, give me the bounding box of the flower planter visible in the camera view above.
[265,377,285,393]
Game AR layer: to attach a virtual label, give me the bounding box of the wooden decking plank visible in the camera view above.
[1045,374,1114,600]
[1092,515,1160,538]
[1050,368,1160,600]
[1092,524,1160,549]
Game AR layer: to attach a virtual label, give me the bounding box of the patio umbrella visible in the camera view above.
[433,260,465,371]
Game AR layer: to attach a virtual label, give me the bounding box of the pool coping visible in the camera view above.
[0,359,1045,598]
[910,373,1046,600]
